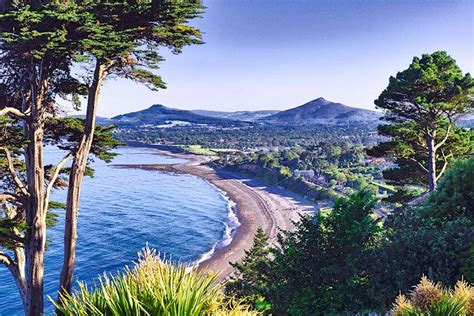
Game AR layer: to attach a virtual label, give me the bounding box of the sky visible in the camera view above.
[86,0,474,118]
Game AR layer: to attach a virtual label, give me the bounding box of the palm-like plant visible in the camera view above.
[53,246,257,315]
[392,276,473,316]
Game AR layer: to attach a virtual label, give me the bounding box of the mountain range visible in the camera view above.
[105,97,381,127]
[111,104,246,127]
[262,98,381,125]
[191,109,279,122]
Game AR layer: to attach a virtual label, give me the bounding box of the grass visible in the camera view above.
[319,207,332,217]
[181,145,219,156]
[53,246,257,316]
[178,145,239,156]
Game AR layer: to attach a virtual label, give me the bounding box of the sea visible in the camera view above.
[0,146,238,315]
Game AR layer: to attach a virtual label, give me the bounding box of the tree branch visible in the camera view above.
[0,251,14,266]
[0,107,27,119]
[0,193,23,208]
[44,153,71,211]
[436,151,453,181]
[0,147,28,196]
[0,250,26,299]
[434,124,452,151]
[0,193,18,201]
[408,157,429,173]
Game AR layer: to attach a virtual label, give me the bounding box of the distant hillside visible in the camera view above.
[459,113,474,128]
[261,97,381,125]
[112,104,244,127]
[191,109,279,122]
[71,115,113,126]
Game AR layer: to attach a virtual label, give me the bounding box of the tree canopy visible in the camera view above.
[0,1,203,314]
[369,51,474,195]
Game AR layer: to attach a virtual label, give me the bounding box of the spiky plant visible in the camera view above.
[392,277,474,316]
[52,246,258,315]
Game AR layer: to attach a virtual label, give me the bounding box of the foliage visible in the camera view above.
[392,277,474,316]
[225,228,272,312]
[369,51,474,194]
[118,124,381,150]
[216,142,385,205]
[421,157,474,222]
[54,246,257,316]
[374,158,474,308]
[228,191,383,315]
[0,0,204,312]
[0,119,119,250]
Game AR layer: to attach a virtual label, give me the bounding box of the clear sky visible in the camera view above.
[89,0,474,118]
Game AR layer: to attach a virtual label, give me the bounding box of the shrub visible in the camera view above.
[421,157,474,222]
[392,276,474,316]
[53,247,257,316]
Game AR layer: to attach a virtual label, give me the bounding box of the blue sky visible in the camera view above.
[91,0,474,117]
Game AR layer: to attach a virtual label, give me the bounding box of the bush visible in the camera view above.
[54,247,257,316]
[421,157,474,222]
[392,276,474,316]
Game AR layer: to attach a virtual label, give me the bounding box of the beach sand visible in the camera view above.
[116,149,315,281]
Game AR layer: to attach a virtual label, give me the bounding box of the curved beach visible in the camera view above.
[133,150,314,281]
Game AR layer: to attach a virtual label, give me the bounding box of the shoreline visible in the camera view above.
[116,144,315,281]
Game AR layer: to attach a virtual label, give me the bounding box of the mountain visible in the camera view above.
[112,104,244,127]
[261,97,381,125]
[459,113,474,128]
[191,109,279,121]
[72,115,113,126]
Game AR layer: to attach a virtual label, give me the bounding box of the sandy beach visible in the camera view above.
[115,148,314,281]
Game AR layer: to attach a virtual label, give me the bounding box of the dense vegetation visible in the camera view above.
[225,51,473,315]
[226,158,474,315]
[55,247,256,316]
[116,124,381,150]
[214,142,390,204]
[0,1,472,313]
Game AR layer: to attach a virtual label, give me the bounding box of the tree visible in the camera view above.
[0,1,203,314]
[225,227,271,311]
[0,4,89,313]
[420,157,474,222]
[230,192,383,315]
[55,0,203,299]
[369,51,474,193]
[374,158,474,308]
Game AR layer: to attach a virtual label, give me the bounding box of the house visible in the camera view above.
[294,169,315,180]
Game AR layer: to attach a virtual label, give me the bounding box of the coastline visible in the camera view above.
[117,144,315,281]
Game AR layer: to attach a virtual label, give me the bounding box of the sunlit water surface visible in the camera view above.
[0,147,234,315]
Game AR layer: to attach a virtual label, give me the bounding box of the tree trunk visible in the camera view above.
[427,134,437,192]
[24,102,46,316]
[58,61,107,298]
[15,248,27,310]
[3,250,27,311]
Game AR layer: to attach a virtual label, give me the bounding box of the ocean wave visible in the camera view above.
[194,185,240,266]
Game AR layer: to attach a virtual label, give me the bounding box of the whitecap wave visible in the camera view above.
[194,184,240,266]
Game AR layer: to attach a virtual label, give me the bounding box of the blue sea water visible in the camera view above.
[0,146,235,315]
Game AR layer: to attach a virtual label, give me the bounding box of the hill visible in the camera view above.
[191,109,279,122]
[459,113,474,128]
[112,104,244,127]
[71,115,113,126]
[261,97,381,125]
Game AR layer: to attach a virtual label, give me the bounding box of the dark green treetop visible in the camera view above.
[369,51,474,195]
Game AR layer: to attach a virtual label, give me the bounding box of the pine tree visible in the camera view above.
[368,51,474,195]
[225,227,271,310]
